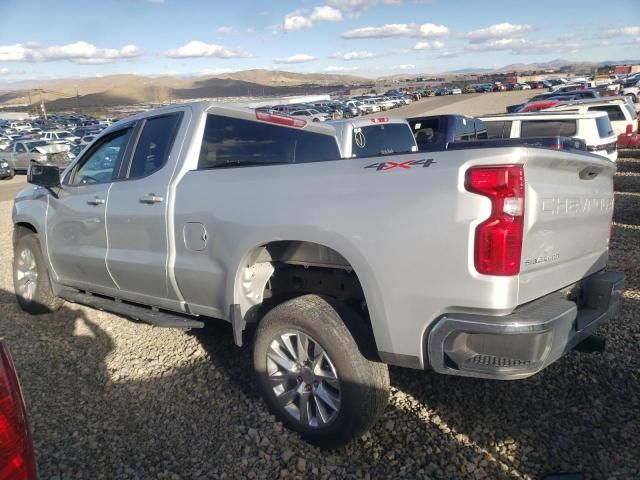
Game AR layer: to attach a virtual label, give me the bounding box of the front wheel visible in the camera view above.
[253,295,389,448]
[13,232,64,314]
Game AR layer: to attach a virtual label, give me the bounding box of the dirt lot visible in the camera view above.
[0,94,638,479]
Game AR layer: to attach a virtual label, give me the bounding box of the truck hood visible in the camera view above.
[31,144,69,154]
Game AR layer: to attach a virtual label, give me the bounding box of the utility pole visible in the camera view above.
[76,88,80,112]
[39,92,48,123]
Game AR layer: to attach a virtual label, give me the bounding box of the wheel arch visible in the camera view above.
[230,239,390,353]
[13,222,38,247]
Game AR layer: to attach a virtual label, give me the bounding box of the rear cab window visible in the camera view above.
[411,118,440,148]
[351,123,416,158]
[454,116,475,141]
[198,114,340,169]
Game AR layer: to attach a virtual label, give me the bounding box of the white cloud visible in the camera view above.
[330,50,376,60]
[0,44,31,61]
[605,26,640,37]
[328,0,403,17]
[396,64,416,70]
[437,51,457,58]
[0,68,9,75]
[146,0,164,3]
[284,6,343,32]
[465,37,581,55]
[322,65,360,72]
[467,23,534,42]
[0,41,141,63]
[164,40,250,58]
[274,54,317,64]
[341,22,449,39]
[284,14,313,31]
[310,6,343,22]
[413,40,445,50]
[216,26,234,34]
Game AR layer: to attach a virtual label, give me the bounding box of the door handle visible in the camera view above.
[86,196,105,206]
[140,193,164,204]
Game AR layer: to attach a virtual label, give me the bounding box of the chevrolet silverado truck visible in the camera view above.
[12,101,624,447]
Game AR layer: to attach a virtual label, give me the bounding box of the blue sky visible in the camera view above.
[0,0,638,81]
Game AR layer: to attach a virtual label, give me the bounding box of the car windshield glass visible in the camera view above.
[591,105,626,122]
[26,141,48,148]
[596,115,614,138]
[57,132,71,138]
[351,124,416,158]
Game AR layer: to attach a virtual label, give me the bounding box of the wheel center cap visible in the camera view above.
[300,367,314,384]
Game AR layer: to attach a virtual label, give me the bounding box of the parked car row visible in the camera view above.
[0,115,116,178]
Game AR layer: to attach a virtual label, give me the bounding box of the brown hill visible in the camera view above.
[1,70,372,110]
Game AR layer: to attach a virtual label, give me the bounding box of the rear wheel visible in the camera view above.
[13,232,63,314]
[254,294,389,448]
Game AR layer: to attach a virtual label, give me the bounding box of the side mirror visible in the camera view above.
[27,164,61,188]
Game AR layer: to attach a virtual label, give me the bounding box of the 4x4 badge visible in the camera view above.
[365,158,436,171]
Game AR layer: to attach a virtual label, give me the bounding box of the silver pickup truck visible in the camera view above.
[12,101,623,447]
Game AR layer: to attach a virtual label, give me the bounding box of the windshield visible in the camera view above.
[26,141,48,148]
[351,123,416,158]
[57,132,72,138]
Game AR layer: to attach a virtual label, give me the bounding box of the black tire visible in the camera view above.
[13,231,64,314]
[253,294,389,448]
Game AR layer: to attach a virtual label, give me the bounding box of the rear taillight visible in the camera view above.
[0,344,36,480]
[255,111,306,128]
[465,165,525,276]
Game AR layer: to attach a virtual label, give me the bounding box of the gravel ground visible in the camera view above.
[0,160,638,480]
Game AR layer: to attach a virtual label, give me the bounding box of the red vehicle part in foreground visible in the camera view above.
[520,100,560,112]
[0,343,36,480]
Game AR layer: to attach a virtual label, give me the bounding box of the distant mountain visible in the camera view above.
[447,67,495,74]
[209,69,367,86]
[0,70,372,110]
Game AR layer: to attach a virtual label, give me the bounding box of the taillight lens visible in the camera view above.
[465,165,525,276]
[0,344,36,480]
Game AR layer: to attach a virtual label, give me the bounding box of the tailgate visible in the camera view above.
[518,150,616,305]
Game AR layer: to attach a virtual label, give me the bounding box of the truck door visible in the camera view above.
[46,126,134,291]
[105,112,184,304]
[13,143,29,170]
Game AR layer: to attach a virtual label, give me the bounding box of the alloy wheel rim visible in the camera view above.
[267,330,341,428]
[16,247,38,302]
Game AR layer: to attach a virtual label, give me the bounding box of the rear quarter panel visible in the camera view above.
[172,148,531,364]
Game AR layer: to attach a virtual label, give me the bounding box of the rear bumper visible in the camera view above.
[426,271,624,380]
